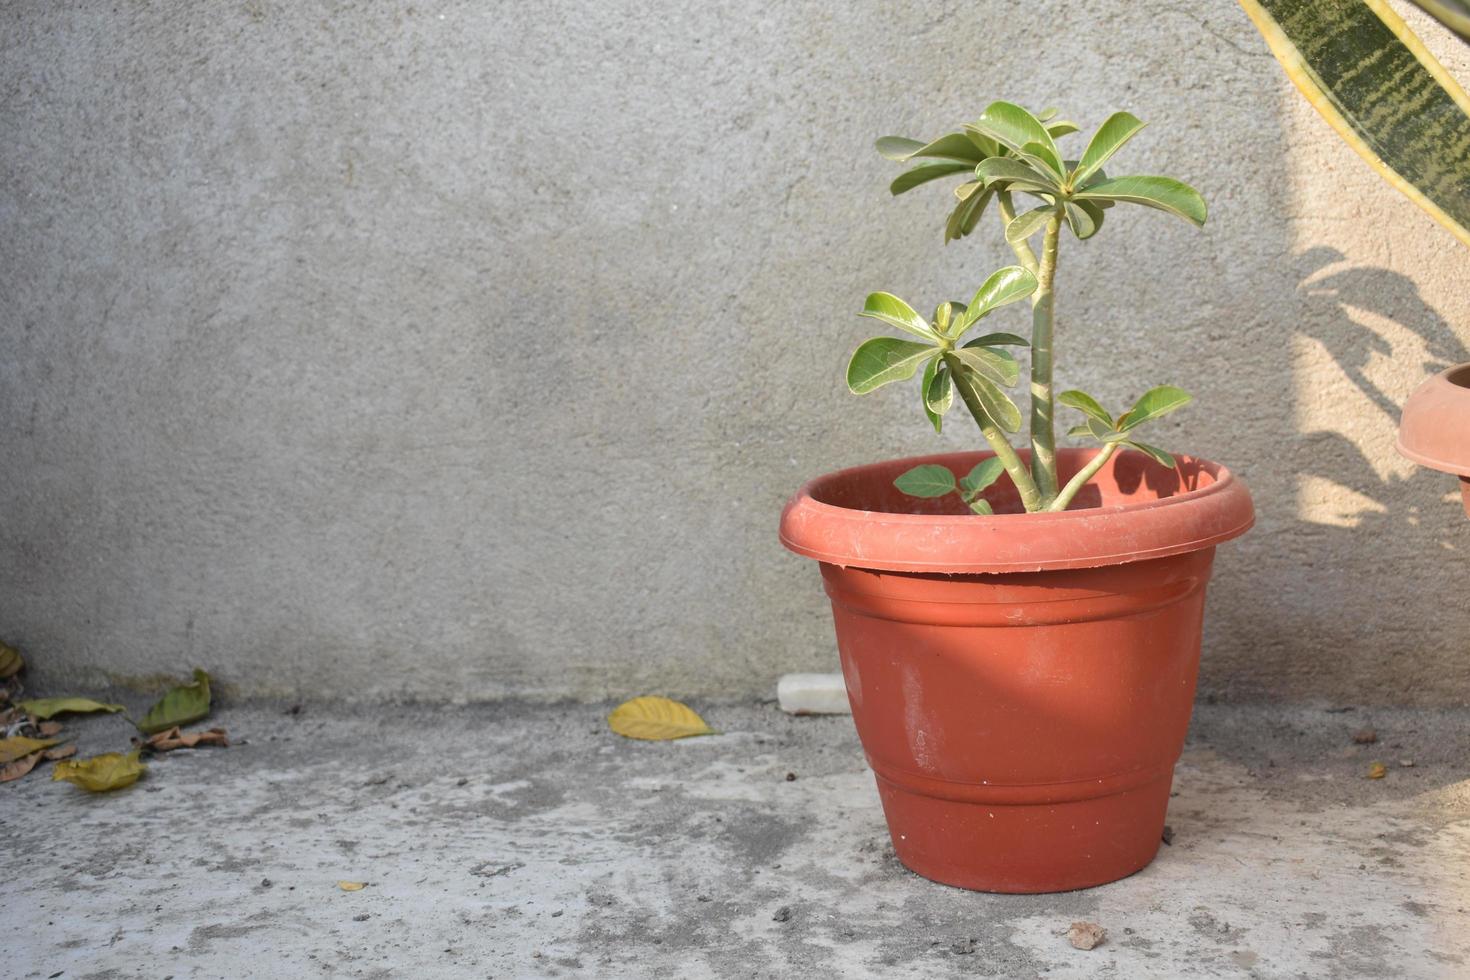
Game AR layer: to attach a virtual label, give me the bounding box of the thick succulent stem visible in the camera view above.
[1029,212,1063,505]
[945,352,1043,513]
[1049,442,1118,512]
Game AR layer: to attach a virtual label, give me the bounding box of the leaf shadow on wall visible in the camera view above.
[1291,245,1467,559]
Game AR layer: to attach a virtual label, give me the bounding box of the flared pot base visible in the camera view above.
[875,769,1172,894]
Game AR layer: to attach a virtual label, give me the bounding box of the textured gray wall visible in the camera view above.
[3,1,1468,704]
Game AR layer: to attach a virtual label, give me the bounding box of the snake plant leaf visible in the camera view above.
[135,669,212,735]
[974,157,1062,195]
[876,136,926,160]
[1238,0,1470,247]
[948,362,1023,433]
[944,186,994,243]
[858,292,937,341]
[894,464,957,498]
[1120,385,1194,430]
[964,332,1030,348]
[1072,176,1207,226]
[846,339,936,394]
[1073,111,1146,186]
[1058,390,1115,427]
[1123,440,1178,469]
[890,160,975,196]
[959,457,1008,497]
[1006,205,1053,243]
[1064,201,1100,240]
[1409,0,1470,40]
[951,345,1021,388]
[52,749,147,792]
[969,101,1062,167]
[924,361,954,416]
[17,697,125,720]
[607,696,714,740]
[957,265,1038,333]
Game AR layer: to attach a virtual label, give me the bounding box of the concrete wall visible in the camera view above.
[3,1,1468,704]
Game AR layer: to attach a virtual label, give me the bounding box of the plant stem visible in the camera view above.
[995,191,1039,274]
[944,352,1043,513]
[1029,211,1063,505]
[1049,442,1118,512]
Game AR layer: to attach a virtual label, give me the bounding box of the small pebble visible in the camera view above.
[352,914,370,922]
[950,938,975,955]
[773,906,793,923]
[785,772,796,782]
[1067,921,1106,951]
[1161,825,1174,846]
[1353,728,1378,745]
[1399,759,1416,768]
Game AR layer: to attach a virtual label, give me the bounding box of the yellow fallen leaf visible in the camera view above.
[607,696,714,741]
[0,642,22,679]
[1367,761,1388,780]
[0,736,60,764]
[18,697,126,720]
[338,881,367,891]
[52,749,146,792]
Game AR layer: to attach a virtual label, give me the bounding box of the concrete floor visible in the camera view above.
[4,700,1470,979]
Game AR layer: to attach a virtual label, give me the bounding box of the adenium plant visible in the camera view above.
[849,101,1205,514]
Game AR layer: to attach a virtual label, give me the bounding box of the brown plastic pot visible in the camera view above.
[779,447,1253,893]
[1397,363,1470,518]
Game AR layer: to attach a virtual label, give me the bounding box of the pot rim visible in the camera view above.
[779,447,1254,573]
[1396,362,1470,477]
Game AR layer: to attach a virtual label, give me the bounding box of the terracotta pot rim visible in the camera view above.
[780,447,1254,574]
[1397,362,1470,477]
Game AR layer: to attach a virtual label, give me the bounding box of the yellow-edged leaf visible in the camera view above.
[18,697,126,720]
[0,642,22,679]
[0,735,60,764]
[607,696,714,741]
[136,669,211,734]
[52,749,146,792]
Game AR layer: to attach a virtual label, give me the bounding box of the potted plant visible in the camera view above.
[779,101,1255,893]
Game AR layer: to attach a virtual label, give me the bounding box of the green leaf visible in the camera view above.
[1087,417,1129,443]
[136,669,212,736]
[1046,120,1081,138]
[890,160,974,196]
[968,498,995,515]
[17,698,125,720]
[894,464,956,498]
[846,339,936,394]
[876,136,925,161]
[905,132,987,162]
[944,186,993,243]
[920,358,943,432]
[1240,0,1470,246]
[858,292,937,341]
[1073,175,1207,227]
[954,180,983,201]
[1067,423,1092,438]
[951,344,1020,387]
[949,357,1023,432]
[974,157,1061,195]
[957,265,1038,332]
[1058,390,1115,427]
[969,101,1062,166]
[1064,201,1099,240]
[1123,440,1177,469]
[924,361,954,418]
[1005,205,1053,243]
[1120,385,1193,430]
[1073,199,1106,237]
[1072,111,1146,186]
[1019,141,1065,180]
[965,332,1029,348]
[959,457,1007,496]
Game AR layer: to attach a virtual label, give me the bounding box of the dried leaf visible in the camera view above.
[0,642,22,679]
[36,721,63,737]
[42,744,76,761]
[1067,921,1106,950]
[19,697,126,720]
[143,726,229,752]
[52,749,146,792]
[136,669,211,735]
[0,735,60,764]
[338,881,367,892]
[0,751,45,782]
[607,696,714,741]
[1352,728,1377,745]
[1367,761,1388,780]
